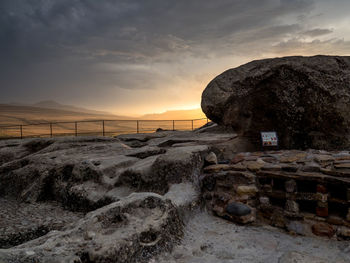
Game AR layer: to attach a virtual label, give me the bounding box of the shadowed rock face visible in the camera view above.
[201,55,350,150]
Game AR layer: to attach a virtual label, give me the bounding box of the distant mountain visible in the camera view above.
[0,103,133,126]
[0,101,206,127]
[31,100,114,116]
[140,108,206,120]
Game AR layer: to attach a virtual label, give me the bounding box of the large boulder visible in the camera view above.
[201,55,350,150]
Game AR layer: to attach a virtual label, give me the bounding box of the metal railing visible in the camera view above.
[0,118,209,140]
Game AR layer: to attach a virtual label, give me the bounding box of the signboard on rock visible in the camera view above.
[261,131,278,147]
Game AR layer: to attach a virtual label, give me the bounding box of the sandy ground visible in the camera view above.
[155,211,350,263]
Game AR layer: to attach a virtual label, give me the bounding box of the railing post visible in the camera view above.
[191,120,194,131]
[172,120,175,131]
[102,120,105,136]
[20,125,23,139]
[75,122,78,136]
[50,123,53,138]
[137,120,139,134]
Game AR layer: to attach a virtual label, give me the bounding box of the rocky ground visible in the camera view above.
[0,124,349,262]
[156,211,350,263]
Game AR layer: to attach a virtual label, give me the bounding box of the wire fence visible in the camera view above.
[0,118,209,140]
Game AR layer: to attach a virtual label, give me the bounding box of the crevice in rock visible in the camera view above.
[157,139,195,147]
[126,148,166,159]
[0,225,50,249]
[23,139,54,153]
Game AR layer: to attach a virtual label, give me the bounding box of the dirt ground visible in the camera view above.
[155,211,350,263]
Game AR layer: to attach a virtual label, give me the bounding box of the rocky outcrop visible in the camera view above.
[0,129,237,262]
[0,193,183,263]
[0,128,349,262]
[201,55,350,150]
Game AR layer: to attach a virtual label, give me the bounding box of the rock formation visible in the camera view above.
[0,127,349,262]
[201,55,350,150]
[201,149,350,239]
[0,129,237,262]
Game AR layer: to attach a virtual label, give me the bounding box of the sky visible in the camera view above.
[1,0,350,116]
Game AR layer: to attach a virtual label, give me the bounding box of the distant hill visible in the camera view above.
[29,100,113,116]
[0,104,131,126]
[140,108,206,120]
[0,101,206,127]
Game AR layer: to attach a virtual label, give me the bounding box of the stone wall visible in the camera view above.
[201,150,350,240]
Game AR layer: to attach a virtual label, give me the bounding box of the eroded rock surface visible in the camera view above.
[0,129,349,262]
[201,55,350,150]
[0,129,236,262]
[0,194,182,263]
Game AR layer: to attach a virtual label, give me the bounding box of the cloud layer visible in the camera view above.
[1,0,349,114]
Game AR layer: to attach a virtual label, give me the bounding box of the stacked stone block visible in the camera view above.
[201,150,350,240]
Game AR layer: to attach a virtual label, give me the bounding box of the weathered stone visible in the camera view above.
[221,171,256,185]
[314,155,335,165]
[303,212,316,220]
[327,215,344,226]
[281,154,306,163]
[244,156,258,162]
[321,168,350,177]
[236,185,258,197]
[245,161,264,172]
[261,156,278,163]
[229,162,246,171]
[337,226,350,238]
[314,216,327,222]
[271,210,286,228]
[335,163,350,170]
[205,152,218,165]
[285,180,297,193]
[201,56,350,150]
[312,222,334,237]
[213,204,225,217]
[230,153,245,164]
[226,202,251,216]
[286,221,310,236]
[225,203,256,224]
[334,160,350,165]
[203,164,231,173]
[234,211,256,224]
[301,163,321,173]
[259,196,270,205]
[335,155,350,161]
[285,200,299,214]
[262,164,282,171]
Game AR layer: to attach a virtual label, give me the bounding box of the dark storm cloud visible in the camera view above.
[0,0,314,61]
[3,0,346,112]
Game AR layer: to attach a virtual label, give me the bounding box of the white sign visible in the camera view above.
[261,131,278,146]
